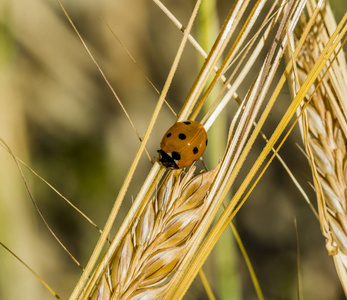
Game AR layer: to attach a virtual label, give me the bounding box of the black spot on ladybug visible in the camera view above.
[183,121,191,125]
[171,151,181,161]
[179,133,186,140]
[193,147,199,154]
[206,139,208,146]
[166,133,172,138]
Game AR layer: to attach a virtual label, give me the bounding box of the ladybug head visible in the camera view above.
[157,150,179,169]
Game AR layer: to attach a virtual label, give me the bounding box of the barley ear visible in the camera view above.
[89,165,218,299]
[289,1,347,294]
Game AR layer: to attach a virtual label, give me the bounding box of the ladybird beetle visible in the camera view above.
[158,121,208,169]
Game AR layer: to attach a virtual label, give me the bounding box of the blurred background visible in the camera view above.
[0,0,346,299]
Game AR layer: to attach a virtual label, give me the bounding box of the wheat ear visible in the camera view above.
[89,166,218,300]
[289,1,347,294]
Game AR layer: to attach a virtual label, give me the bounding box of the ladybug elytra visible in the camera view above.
[158,121,208,169]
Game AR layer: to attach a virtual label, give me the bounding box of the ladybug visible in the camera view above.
[158,121,208,169]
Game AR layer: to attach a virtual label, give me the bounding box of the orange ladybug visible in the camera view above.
[158,121,208,169]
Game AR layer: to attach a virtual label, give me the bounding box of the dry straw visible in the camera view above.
[1,0,347,298]
[288,0,347,295]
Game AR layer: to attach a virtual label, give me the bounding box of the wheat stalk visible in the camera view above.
[88,166,218,300]
[288,0,347,295]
